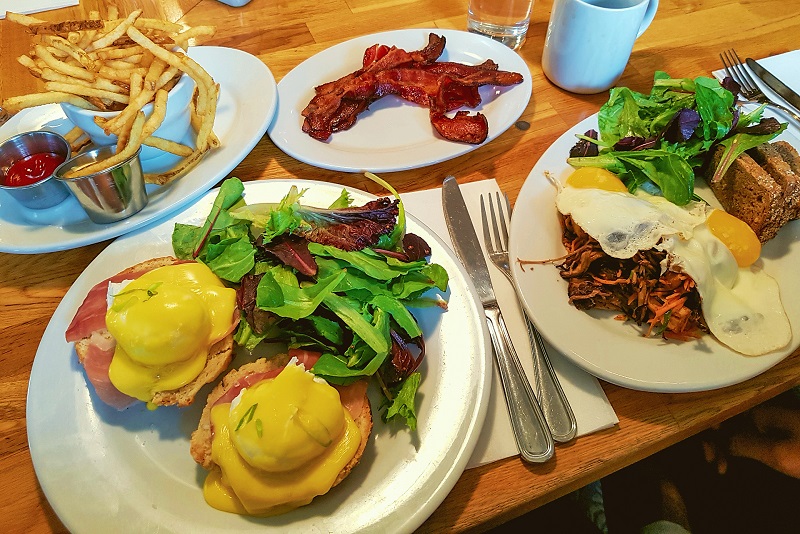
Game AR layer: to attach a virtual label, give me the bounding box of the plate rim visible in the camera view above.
[267,28,532,173]
[0,45,277,255]
[26,178,492,533]
[508,111,800,392]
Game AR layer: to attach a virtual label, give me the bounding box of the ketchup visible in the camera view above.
[3,152,66,187]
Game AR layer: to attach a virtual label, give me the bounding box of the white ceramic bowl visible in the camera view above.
[60,71,196,165]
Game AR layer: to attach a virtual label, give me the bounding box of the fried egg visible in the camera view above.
[556,167,791,356]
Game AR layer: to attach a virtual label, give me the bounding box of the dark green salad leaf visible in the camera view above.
[171,176,449,430]
[567,71,786,205]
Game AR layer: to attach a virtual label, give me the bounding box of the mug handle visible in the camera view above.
[637,0,659,38]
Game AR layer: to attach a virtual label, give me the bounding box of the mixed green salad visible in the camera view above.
[567,71,787,205]
[171,176,449,430]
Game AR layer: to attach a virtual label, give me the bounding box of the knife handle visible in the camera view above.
[525,314,577,442]
[485,306,554,463]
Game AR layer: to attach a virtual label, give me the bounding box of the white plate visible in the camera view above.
[0,46,277,254]
[509,112,800,392]
[268,29,532,173]
[27,179,491,533]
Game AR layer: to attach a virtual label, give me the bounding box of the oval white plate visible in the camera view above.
[268,29,532,173]
[0,46,277,254]
[27,179,491,533]
[508,113,800,392]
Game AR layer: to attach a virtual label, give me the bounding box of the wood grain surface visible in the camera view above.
[2,0,800,532]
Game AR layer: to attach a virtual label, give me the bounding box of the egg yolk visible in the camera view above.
[706,209,761,267]
[565,167,628,193]
[205,363,361,516]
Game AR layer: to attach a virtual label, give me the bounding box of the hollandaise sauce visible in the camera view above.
[205,363,361,516]
[105,263,237,404]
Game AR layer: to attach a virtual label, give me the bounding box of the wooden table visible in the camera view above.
[2,0,799,532]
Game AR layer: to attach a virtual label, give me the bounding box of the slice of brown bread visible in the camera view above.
[772,140,800,219]
[75,256,235,408]
[190,354,372,490]
[747,142,800,221]
[705,144,785,243]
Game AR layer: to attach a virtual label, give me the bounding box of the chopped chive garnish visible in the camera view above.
[110,282,164,311]
[235,403,258,431]
[255,418,263,438]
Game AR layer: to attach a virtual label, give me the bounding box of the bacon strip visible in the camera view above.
[301,33,523,144]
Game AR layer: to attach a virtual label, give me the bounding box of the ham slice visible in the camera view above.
[65,265,162,342]
[81,333,137,410]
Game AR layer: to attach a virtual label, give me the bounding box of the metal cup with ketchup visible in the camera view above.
[0,131,71,209]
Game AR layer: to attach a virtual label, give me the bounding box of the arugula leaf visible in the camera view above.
[710,122,788,184]
[382,372,421,430]
[190,178,245,257]
[322,292,389,354]
[256,269,346,320]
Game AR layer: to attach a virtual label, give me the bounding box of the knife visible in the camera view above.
[442,176,554,463]
[746,58,800,115]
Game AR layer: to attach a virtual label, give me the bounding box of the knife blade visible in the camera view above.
[442,175,554,463]
[746,58,800,114]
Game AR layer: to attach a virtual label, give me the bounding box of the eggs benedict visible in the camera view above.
[65,256,239,409]
[190,352,372,516]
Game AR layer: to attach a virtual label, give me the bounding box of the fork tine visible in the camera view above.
[719,50,736,84]
[731,49,761,93]
[479,195,494,254]
[488,194,503,254]
[495,192,510,251]
[724,49,755,94]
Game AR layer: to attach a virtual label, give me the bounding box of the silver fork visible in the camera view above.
[480,192,577,442]
[720,49,800,124]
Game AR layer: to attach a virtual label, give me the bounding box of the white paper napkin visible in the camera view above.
[712,49,800,135]
[401,179,618,469]
[1,1,78,20]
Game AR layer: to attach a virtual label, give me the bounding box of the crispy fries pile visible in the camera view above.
[1,9,219,185]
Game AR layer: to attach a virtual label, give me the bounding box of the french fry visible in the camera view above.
[5,12,46,26]
[134,18,182,33]
[17,55,43,77]
[87,10,142,52]
[93,45,144,60]
[5,10,219,187]
[63,125,85,143]
[145,148,206,185]
[2,92,97,113]
[174,25,217,48]
[65,111,146,178]
[141,89,168,138]
[34,44,95,81]
[129,71,144,102]
[43,35,98,71]
[143,136,194,157]
[44,81,129,104]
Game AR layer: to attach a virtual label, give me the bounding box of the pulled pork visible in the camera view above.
[555,214,708,340]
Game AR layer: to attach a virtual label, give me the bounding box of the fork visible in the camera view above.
[720,49,800,124]
[480,192,577,442]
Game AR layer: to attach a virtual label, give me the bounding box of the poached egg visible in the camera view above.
[204,360,362,516]
[105,262,237,404]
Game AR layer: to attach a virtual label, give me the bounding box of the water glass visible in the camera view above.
[467,0,534,50]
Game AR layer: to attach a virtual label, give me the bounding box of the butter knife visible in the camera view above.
[746,58,800,115]
[443,176,554,463]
